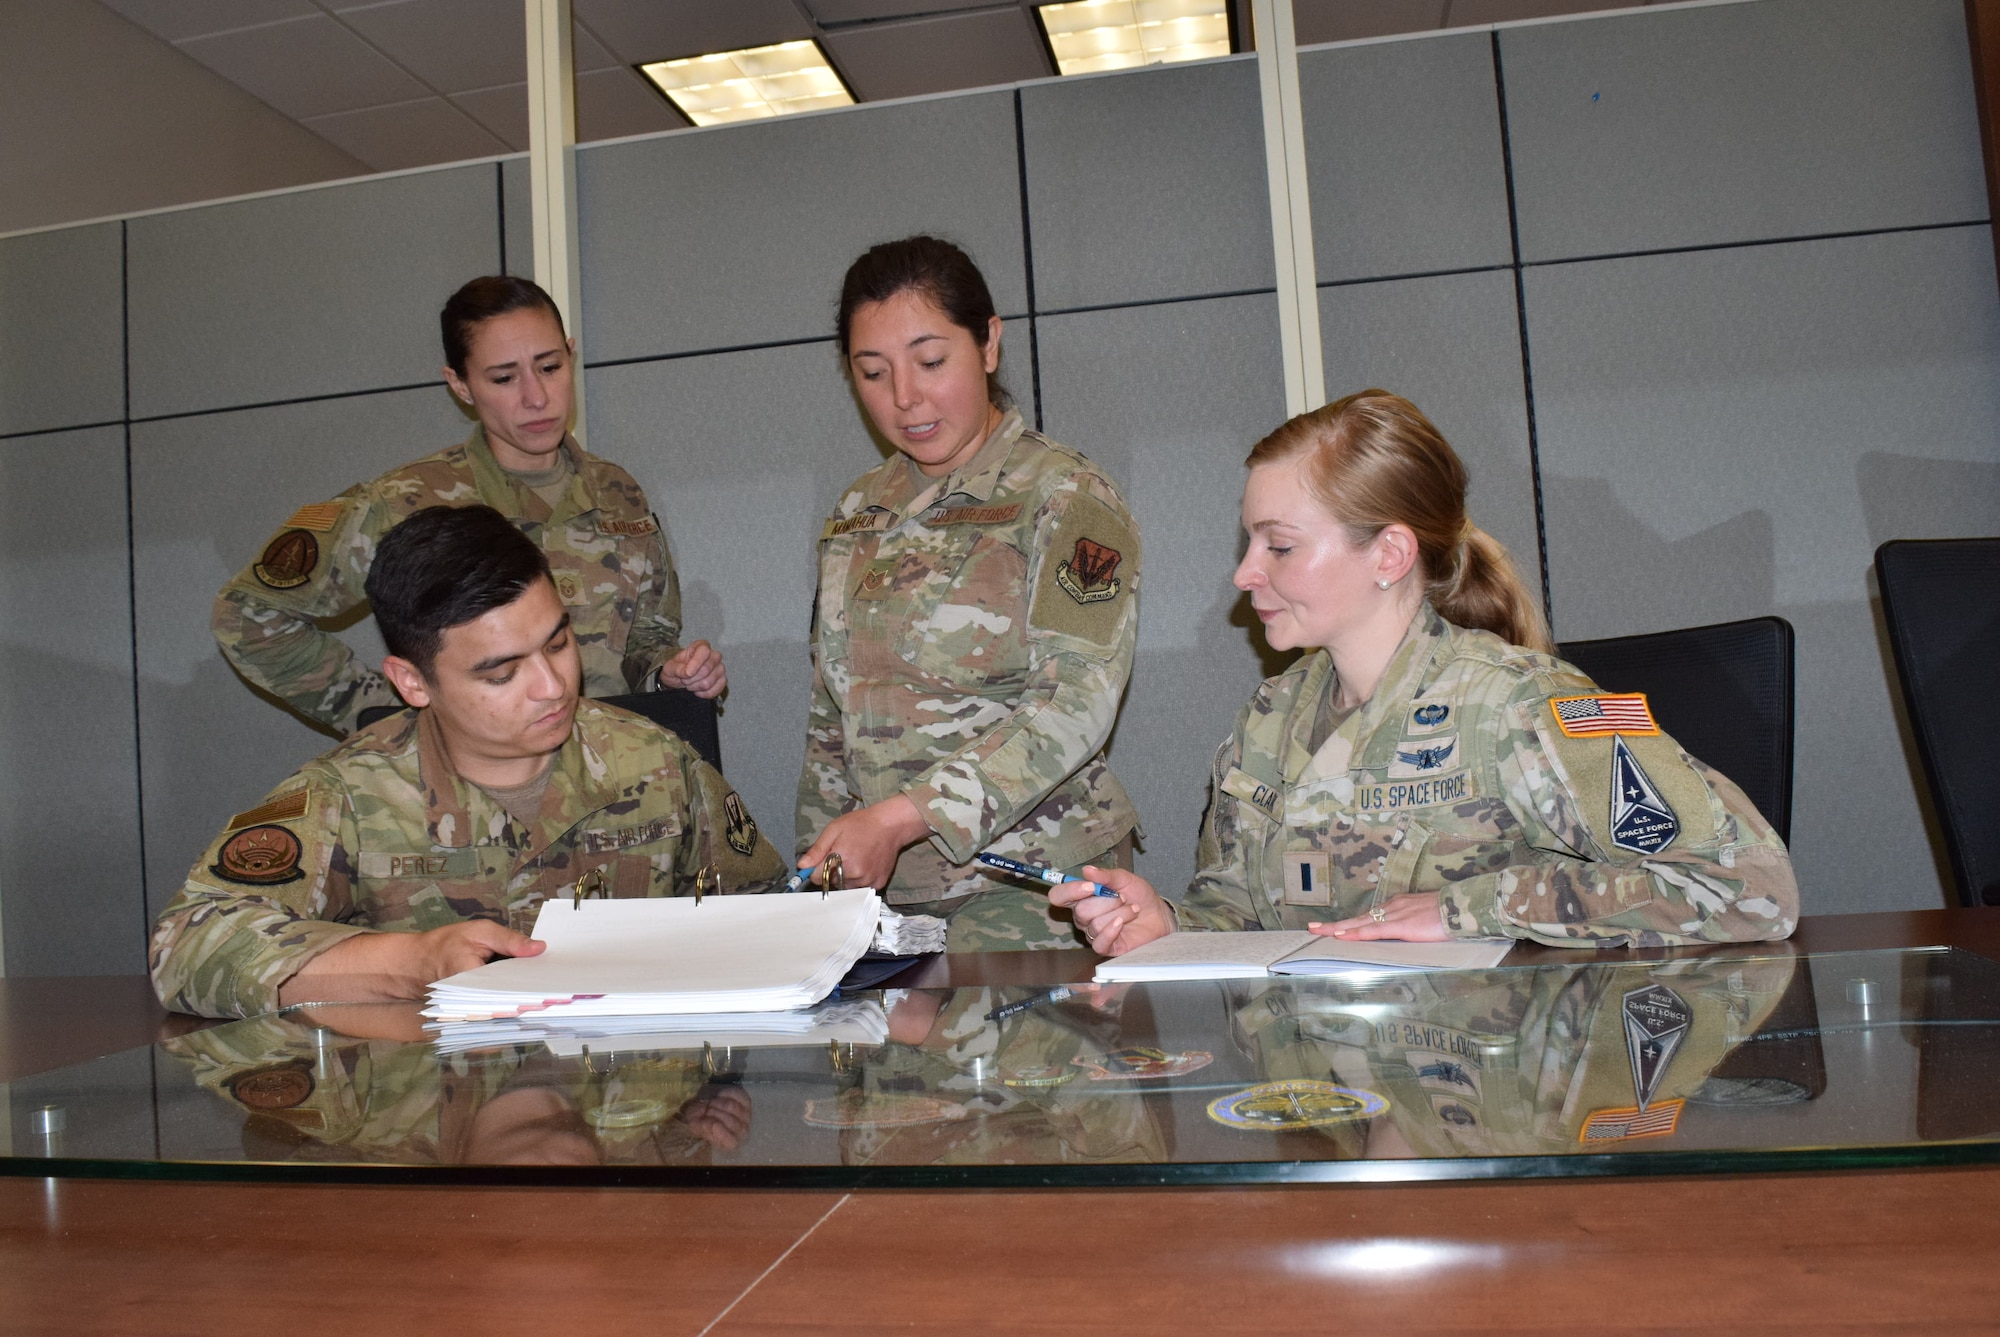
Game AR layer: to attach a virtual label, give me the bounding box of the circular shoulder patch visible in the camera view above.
[1206,1080,1388,1130]
[254,529,320,589]
[212,824,305,886]
[231,1063,315,1111]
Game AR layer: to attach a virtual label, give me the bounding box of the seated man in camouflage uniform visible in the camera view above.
[152,504,785,1019]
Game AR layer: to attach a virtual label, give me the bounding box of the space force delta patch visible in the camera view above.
[1610,736,1680,854]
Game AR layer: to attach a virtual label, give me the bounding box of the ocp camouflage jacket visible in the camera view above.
[798,411,1142,906]
[213,428,683,732]
[1177,604,1798,946]
[151,701,785,1018]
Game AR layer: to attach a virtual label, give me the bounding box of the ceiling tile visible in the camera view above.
[823,9,1051,102]
[577,65,690,141]
[1294,0,1448,45]
[803,0,1009,21]
[332,0,525,93]
[574,0,812,64]
[301,95,510,170]
[1446,0,1644,23]
[176,14,429,118]
[96,0,318,44]
[451,81,528,149]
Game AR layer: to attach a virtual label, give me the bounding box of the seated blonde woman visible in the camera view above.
[1053,390,1797,953]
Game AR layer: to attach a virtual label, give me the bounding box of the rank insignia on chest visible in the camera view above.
[1054,536,1122,605]
[1283,851,1331,907]
[1610,736,1680,854]
[254,529,319,589]
[1622,983,1692,1111]
[552,571,585,605]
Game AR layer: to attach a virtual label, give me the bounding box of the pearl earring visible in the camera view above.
[1377,579,1391,591]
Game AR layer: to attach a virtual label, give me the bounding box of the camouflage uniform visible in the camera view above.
[213,428,683,732]
[824,987,1167,1166]
[167,1012,730,1165]
[798,410,1141,949]
[151,701,786,1018]
[1227,951,1800,1154]
[1178,604,1798,947]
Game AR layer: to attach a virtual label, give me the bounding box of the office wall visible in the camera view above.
[0,0,1993,974]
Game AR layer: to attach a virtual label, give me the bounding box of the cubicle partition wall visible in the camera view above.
[1,0,1994,976]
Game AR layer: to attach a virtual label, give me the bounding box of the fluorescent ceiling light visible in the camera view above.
[639,40,853,127]
[1036,0,1231,77]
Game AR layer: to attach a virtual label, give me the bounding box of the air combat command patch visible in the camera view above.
[1207,1080,1389,1130]
[1055,535,1123,605]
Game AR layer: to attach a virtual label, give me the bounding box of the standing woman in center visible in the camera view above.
[795,236,1142,949]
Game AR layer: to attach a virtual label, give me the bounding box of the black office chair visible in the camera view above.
[1874,538,2000,907]
[1557,616,1795,843]
[597,688,723,772]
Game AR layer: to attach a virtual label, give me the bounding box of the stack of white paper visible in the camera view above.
[1094,930,1513,983]
[873,908,946,956]
[429,999,890,1056]
[424,888,884,1023]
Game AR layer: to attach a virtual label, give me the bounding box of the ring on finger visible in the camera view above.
[1369,905,1388,924]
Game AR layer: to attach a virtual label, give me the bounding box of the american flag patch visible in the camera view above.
[1551,693,1660,738]
[282,501,345,533]
[1579,1098,1684,1143]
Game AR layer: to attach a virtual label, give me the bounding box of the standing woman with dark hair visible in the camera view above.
[1056,390,1797,953]
[796,236,1142,949]
[213,275,724,733]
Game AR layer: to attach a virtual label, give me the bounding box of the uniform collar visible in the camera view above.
[1292,603,1454,784]
[416,703,616,858]
[464,426,589,524]
[884,406,1025,520]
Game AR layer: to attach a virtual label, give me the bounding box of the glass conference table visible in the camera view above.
[9,939,2000,1188]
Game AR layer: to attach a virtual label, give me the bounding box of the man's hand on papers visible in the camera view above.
[291,919,547,1001]
[1052,866,1175,957]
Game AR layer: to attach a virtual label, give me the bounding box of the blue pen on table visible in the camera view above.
[984,985,1079,1023]
[976,853,1119,898]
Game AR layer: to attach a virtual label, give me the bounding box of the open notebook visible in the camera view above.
[424,888,886,1024]
[1093,930,1514,983]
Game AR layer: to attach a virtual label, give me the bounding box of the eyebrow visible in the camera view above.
[470,612,571,674]
[479,346,566,374]
[851,333,947,359]
[1247,519,1295,534]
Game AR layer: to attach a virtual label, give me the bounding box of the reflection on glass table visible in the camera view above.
[10,946,2000,1186]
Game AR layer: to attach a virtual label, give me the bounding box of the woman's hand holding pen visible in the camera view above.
[797,793,932,891]
[1050,867,1175,956]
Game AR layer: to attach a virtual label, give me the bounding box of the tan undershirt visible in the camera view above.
[475,755,556,828]
[506,454,574,511]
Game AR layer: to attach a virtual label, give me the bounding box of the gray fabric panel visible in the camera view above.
[585,335,916,861]
[131,386,471,917]
[1528,225,2000,916]
[1502,0,1986,263]
[0,426,143,975]
[126,166,499,419]
[1022,58,1272,312]
[1300,33,1513,283]
[501,156,533,278]
[0,223,124,438]
[577,91,1026,365]
[1037,294,1289,899]
[1319,269,1540,598]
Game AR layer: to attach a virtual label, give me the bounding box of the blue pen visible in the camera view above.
[976,852,1119,898]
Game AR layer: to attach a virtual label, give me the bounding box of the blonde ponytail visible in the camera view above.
[1247,390,1551,653]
